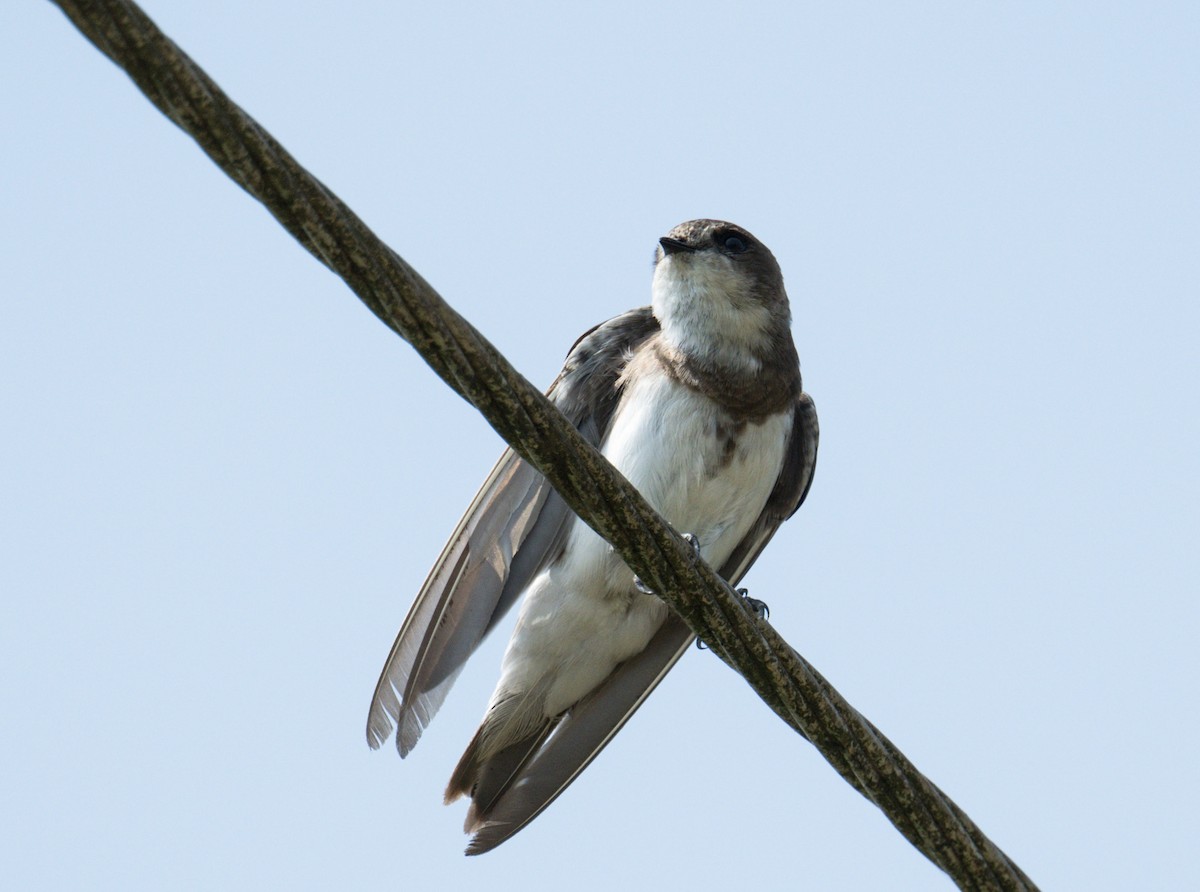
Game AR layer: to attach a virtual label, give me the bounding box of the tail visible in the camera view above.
[445,680,557,832]
[446,719,557,834]
[440,615,694,855]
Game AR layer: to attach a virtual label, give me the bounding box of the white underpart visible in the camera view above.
[488,354,792,721]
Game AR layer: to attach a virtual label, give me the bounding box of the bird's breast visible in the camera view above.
[600,359,792,571]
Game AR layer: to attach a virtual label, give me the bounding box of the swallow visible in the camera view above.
[367,219,819,854]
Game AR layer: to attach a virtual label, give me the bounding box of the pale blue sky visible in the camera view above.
[3,2,1197,889]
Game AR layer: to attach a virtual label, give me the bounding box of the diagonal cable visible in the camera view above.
[51,3,1038,889]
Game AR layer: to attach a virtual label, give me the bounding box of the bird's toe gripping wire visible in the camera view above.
[696,588,770,651]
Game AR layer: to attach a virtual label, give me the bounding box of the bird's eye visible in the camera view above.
[719,233,750,254]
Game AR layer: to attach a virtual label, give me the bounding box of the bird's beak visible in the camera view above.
[659,237,696,256]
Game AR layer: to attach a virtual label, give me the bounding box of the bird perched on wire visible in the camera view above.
[367,218,819,854]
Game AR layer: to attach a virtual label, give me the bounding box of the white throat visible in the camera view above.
[651,257,773,373]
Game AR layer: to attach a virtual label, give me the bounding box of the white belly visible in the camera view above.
[603,366,791,567]
[493,363,792,716]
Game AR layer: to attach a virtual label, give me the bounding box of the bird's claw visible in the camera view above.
[695,588,770,650]
[740,589,770,620]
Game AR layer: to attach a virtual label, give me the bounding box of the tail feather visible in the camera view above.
[460,614,695,855]
[452,722,557,832]
[444,725,485,806]
[445,680,554,807]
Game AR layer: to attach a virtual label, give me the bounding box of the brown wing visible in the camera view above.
[366,308,659,755]
[463,391,820,854]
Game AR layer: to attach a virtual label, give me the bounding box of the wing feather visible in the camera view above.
[366,451,554,753]
[366,308,660,755]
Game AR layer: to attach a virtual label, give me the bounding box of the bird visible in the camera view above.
[366,218,819,854]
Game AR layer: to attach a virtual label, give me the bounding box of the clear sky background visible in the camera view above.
[3,2,1197,889]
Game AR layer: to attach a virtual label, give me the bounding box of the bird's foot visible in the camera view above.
[742,590,770,620]
[696,588,770,650]
[633,533,700,595]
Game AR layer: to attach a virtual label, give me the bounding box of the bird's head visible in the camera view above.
[651,219,791,370]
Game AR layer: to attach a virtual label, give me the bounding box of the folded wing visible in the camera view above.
[366,308,660,755]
